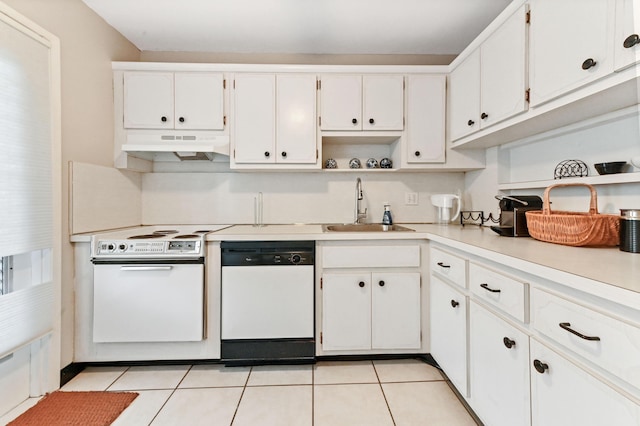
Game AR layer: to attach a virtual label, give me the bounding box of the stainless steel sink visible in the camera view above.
[322,224,415,232]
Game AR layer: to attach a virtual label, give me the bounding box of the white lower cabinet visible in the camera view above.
[530,339,640,426]
[470,302,530,426]
[430,242,640,426]
[322,272,421,351]
[430,276,468,397]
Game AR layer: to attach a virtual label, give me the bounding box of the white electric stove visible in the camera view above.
[89,225,229,344]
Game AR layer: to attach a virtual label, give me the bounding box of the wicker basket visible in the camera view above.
[525,183,620,247]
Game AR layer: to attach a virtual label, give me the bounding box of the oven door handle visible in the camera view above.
[119,266,173,271]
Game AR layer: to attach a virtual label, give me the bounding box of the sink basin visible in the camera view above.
[322,224,415,232]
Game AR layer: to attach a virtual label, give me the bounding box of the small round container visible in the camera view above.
[620,209,640,253]
[349,158,361,169]
[366,158,378,169]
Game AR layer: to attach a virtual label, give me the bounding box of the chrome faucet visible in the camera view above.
[354,178,367,224]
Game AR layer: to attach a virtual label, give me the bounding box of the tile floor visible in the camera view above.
[1,359,478,426]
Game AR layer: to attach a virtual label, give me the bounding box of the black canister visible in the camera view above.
[620,209,640,253]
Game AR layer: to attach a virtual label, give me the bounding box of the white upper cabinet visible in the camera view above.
[320,74,404,131]
[362,75,404,130]
[449,50,481,141]
[480,4,528,128]
[124,72,174,129]
[232,73,318,167]
[614,0,640,71]
[276,74,318,164]
[320,75,362,130]
[124,72,224,130]
[232,74,276,164]
[404,74,446,164]
[529,0,616,106]
[174,73,225,130]
[449,5,528,142]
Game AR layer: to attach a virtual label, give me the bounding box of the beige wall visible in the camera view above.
[2,0,140,369]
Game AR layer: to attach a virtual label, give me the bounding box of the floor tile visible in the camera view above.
[373,359,444,383]
[151,387,243,426]
[61,366,128,391]
[0,397,40,425]
[313,361,378,385]
[232,385,312,426]
[108,365,190,391]
[111,389,173,426]
[314,384,394,426]
[179,364,250,389]
[246,364,312,386]
[382,382,477,426]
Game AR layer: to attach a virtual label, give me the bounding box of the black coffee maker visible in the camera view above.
[491,195,543,237]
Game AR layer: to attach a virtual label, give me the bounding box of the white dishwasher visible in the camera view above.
[221,241,315,365]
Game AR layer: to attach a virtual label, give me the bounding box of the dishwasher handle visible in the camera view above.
[120,266,173,272]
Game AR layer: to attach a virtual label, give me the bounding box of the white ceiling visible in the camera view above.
[82,0,513,56]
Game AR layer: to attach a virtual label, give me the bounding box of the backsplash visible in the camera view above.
[141,171,465,225]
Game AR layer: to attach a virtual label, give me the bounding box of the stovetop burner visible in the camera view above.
[174,234,200,239]
[152,230,179,235]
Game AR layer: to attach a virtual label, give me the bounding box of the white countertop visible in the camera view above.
[206,223,640,296]
[72,222,640,297]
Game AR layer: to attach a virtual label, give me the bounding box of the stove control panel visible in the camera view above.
[96,240,202,256]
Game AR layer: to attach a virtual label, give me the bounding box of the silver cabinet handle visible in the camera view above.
[120,266,173,271]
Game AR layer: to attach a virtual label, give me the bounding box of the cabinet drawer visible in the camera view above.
[322,245,420,269]
[532,288,640,392]
[430,247,466,288]
[469,262,527,323]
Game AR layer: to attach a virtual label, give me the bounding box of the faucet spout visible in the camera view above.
[354,178,367,224]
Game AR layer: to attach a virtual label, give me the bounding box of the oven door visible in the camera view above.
[92,261,204,343]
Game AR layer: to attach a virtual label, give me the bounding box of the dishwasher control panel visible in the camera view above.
[221,241,315,266]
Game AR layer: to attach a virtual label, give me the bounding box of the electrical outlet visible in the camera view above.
[405,192,418,205]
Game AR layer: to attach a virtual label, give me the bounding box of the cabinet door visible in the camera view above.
[276,74,317,164]
[319,75,362,130]
[232,74,276,164]
[174,72,224,130]
[430,276,468,396]
[405,75,445,164]
[362,75,404,130]
[123,72,174,129]
[470,302,530,426]
[480,5,528,128]
[529,0,615,106]
[371,272,421,349]
[449,50,480,141]
[614,0,640,71]
[322,273,371,351]
[530,339,640,426]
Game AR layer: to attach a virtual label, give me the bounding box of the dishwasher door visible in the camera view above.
[93,262,204,342]
[221,265,314,339]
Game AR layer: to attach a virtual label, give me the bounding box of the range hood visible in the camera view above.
[122,132,229,161]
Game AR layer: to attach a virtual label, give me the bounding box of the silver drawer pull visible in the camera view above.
[120,266,173,271]
[559,322,600,341]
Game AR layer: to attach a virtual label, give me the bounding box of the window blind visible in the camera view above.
[0,17,52,258]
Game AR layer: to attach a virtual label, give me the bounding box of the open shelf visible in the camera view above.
[498,172,640,190]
